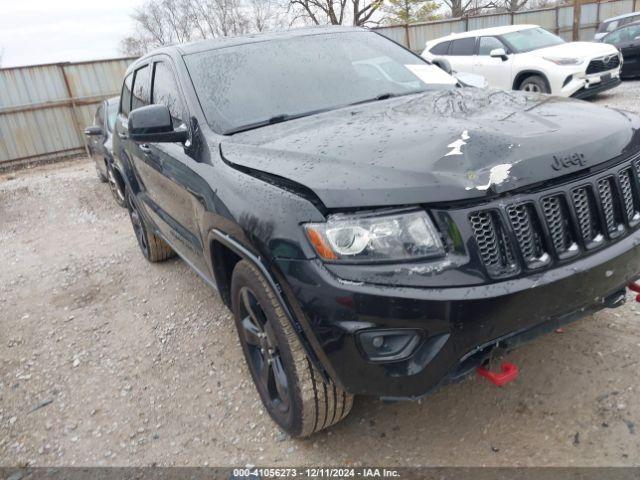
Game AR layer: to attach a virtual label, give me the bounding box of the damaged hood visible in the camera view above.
[221,88,639,208]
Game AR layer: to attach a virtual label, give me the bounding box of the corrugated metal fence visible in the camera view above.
[374,0,640,51]
[0,57,135,170]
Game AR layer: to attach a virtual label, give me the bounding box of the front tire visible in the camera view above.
[231,260,353,437]
[519,75,549,94]
[125,187,175,262]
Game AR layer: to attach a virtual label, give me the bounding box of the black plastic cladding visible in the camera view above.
[468,152,640,279]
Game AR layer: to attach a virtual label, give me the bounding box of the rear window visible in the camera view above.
[430,41,450,55]
[449,37,476,56]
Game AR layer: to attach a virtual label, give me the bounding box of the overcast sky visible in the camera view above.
[0,0,144,68]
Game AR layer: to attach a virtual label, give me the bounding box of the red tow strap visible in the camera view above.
[476,362,519,387]
[628,282,640,302]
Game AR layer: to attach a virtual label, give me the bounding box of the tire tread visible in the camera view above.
[234,260,353,437]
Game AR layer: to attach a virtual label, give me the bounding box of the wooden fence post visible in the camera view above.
[572,0,582,41]
[59,63,91,159]
[404,24,411,50]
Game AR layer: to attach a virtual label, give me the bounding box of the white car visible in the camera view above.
[422,24,622,98]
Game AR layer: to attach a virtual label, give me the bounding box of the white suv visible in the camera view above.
[422,24,622,98]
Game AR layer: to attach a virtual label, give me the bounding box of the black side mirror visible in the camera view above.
[84,126,103,136]
[129,104,188,143]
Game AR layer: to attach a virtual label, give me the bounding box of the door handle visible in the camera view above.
[139,144,152,155]
[118,132,128,140]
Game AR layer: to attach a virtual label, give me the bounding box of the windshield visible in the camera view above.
[501,27,565,53]
[107,101,118,132]
[184,31,457,134]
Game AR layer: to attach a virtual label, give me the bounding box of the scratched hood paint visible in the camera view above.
[221,88,639,208]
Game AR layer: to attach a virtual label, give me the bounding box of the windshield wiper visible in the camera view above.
[224,109,333,135]
[224,90,428,135]
[347,90,427,107]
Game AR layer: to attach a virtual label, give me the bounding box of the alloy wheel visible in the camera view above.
[238,286,290,415]
[127,194,149,257]
[108,166,125,204]
[522,83,542,93]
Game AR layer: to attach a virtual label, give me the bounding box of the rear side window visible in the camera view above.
[131,65,151,111]
[478,36,506,55]
[430,41,450,55]
[120,73,133,116]
[449,37,476,55]
[152,61,185,128]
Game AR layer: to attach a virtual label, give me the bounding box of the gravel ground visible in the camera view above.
[1,81,640,468]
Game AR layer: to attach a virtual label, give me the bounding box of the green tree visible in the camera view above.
[382,0,441,25]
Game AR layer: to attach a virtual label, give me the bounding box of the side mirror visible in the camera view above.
[432,58,452,75]
[129,104,188,143]
[490,48,508,61]
[84,125,103,136]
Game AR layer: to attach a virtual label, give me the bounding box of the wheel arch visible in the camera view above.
[106,157,126,194]
[512,70,551,92]
[208,228,334,384]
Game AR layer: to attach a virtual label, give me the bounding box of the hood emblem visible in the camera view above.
[551,152,586,171]
[603,54,615,64]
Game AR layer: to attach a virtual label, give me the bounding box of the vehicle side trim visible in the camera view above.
[209,228,332,383]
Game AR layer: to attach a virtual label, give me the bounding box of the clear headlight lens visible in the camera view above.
[543,56,584,65]
[304,210,444,262]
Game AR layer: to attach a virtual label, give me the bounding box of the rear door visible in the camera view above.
[446,37,478,74]
[474,36,513,90]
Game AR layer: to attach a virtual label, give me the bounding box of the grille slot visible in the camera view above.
[586,55,620,74]
[506,203,550,268]
[541,195,578,257]
[619,168,640,225]
[469,211,518,277]
[597,177,624,237]
[572,186,603,246]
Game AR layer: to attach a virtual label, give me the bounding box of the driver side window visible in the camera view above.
[478,36,507,55]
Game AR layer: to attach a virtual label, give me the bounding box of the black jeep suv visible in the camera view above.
[114,26,640,437]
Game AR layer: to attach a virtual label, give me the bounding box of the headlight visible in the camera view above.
[304,210,444,262]
[543,56,584,65]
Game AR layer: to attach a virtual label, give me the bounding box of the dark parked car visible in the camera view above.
[601,21,640,78]
[114,27,640,437]
[84,96,126,207]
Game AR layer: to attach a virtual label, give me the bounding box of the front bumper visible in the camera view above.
[276,229,640,399]
[571,76,621,99]
[558,62,622,98]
